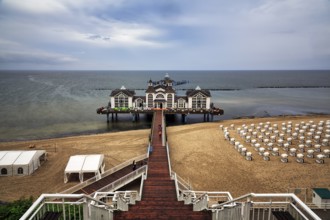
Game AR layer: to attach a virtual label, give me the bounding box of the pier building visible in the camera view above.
[97,73,224,122]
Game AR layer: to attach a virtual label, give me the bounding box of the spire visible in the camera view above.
[195,86,201,90]
[148,78,153,86]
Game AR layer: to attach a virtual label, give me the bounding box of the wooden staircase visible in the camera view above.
[114,110,212,220]
[272,211,295,220]
[40,211,62,220]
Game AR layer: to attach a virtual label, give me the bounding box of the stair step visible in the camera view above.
[114,111,212,220]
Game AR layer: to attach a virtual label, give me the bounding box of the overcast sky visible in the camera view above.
[0,0,329,70]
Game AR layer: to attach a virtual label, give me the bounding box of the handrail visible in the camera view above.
[172,172,191,190]
[162,109,166,146]
[166,142,172,176]
[150,111,156,142]
[20,194,112,220]
[89,165,147,197]
[214,193,321,220]
[173,173,180,201]
[289,202,310,220]
[61,153,148,194]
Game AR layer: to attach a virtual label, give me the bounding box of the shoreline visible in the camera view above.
[1,112,329,143]
[0,114,329,202]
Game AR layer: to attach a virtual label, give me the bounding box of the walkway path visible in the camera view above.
[114,110,212,219]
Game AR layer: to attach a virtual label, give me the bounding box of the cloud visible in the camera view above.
[1,0,68,14]
[0,0,329,70]
[0,51,77,65]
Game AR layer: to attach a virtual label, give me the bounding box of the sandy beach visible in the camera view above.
[0,129,149,202]
[168,115,330,200]
[0,115,330,202]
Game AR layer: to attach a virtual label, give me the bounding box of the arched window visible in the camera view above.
[1,168,7,175]
[167,94,173,108]
[178,99,185,108]
[115,93,128,108]
[192,94,206,109]
[156,94,165,99]
[136,98,143,108]
[148,94,153,107]
[18,167,23,174]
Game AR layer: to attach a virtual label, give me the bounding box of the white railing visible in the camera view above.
[89,165,147,198]
[172,172,180,201]
[162,110,166,146]
[93,191,140,210]
[20,194,113,220]
[193,193,208,211]
[180,191,234,209]
[213,193,322,220]
[172,171,192,192]
[166,142,172,176]
[61,153,148,194]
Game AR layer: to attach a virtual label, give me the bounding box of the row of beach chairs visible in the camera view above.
[220,119,330,163]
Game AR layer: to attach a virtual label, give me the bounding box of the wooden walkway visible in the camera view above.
[73,161,146,195]
[114,110,212,220]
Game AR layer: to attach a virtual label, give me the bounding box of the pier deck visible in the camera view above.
[97,107,223,115]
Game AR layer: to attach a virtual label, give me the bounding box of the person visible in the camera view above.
[132,160,136,171]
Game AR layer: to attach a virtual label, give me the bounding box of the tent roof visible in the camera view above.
[13,151,38,165]
[65,155,86,172]
[0,151,22,165]
[82,154,104,172]
[0,150,46,166]
[0,151,7,161]
[65,154,104,173]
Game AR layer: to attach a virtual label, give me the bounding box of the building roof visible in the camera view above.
[146,86,155,93]
[186,89,211,97]
[313,188,330,199]
[175,96,188,101]
[133,96,146,101]
[110,88,135,97]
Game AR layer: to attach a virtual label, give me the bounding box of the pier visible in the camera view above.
[96,73,224,123]
[97,107,224,123]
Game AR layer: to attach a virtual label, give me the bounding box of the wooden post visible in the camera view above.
[181,114,186,123]
[106,113,109,123]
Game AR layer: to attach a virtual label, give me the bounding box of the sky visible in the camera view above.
[0,0,330,70]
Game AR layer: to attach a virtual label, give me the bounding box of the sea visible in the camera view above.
[0,70,330,142]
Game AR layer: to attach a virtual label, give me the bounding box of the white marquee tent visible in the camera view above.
[0,150,47,176]
[64,154,105,183]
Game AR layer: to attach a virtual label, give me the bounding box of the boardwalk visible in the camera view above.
[114,110,212,220]
[73,165,141,195]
